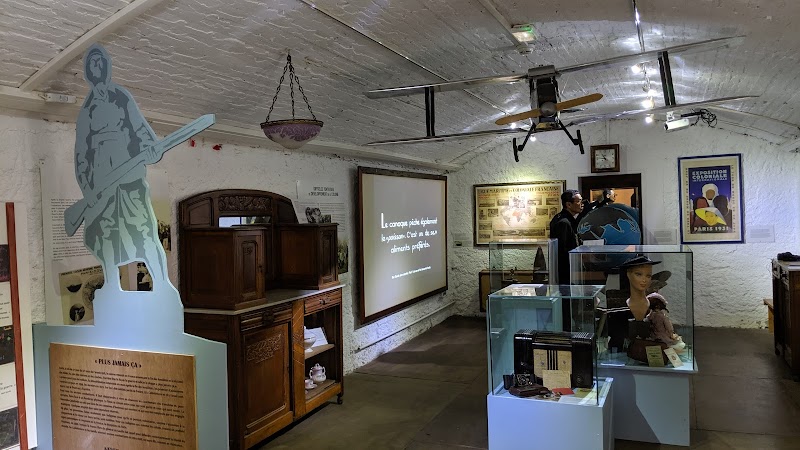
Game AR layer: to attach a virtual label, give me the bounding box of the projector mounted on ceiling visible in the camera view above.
[664,110,706,132]
[664,111,692,132]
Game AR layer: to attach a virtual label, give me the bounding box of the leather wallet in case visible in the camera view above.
[513,330,595,389]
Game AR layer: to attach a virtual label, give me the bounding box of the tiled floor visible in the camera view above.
[258,317,800,449]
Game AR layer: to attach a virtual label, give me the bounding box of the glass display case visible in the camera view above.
[480,239,558,312]
[487,284,608,405]
[569,245,695,371]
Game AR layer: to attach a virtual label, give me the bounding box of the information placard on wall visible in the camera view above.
[50,343,196,449]
[0,203,37,449]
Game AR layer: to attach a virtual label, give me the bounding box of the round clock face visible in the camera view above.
[594,149,616,169]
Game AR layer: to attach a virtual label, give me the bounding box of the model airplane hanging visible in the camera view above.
[364,35,754,161]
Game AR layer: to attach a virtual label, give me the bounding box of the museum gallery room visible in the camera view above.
[2,0,800,449]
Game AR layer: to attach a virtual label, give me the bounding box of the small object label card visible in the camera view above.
[664,348,683,368]
[646,345,665,367]
[542,369,571,389]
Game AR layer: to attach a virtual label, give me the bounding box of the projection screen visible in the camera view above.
[358,167,448,323]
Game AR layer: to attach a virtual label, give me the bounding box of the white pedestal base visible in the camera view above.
[598,360,697,447]
[487,378,614,450]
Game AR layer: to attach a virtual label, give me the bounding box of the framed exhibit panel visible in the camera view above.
[473,180,566,246]
[678,153,744,244]
[358,167,448,323]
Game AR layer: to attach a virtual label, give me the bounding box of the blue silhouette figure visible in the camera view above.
[65,44,213,293]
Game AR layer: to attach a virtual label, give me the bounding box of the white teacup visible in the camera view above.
[304,379,315,389]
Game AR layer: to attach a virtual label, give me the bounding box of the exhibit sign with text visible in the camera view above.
[473,181,566,246]
[678,154,744,244]
[0,203,37,449]
[50,343,196,449]
[295,180,349,274]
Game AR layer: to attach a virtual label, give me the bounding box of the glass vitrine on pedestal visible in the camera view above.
[568,245,697,446]
[486,284,613,450]
[480,239,557,312]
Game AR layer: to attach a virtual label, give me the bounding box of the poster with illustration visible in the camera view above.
[678,154,744,244]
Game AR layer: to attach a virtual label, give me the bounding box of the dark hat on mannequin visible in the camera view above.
[618,254,661,269]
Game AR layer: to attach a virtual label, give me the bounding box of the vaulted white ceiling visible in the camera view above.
[1,0,798,169]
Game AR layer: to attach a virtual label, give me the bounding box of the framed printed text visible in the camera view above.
[473,180,566,246]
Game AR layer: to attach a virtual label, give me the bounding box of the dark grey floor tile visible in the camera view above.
[257,373,464,449]
[412,375,488,449]
[694,375,800,436]
[356,317,486,383]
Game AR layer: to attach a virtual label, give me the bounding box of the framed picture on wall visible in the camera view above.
[473,180,566,246]
[678,154,744,244]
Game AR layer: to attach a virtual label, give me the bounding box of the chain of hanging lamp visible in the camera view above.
[265,53,317,122]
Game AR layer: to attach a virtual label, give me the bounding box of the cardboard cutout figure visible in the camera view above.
[65,44,213,293]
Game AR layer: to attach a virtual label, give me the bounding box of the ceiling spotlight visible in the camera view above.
[641,97,655,109]
[530,135,536,142]
[509,122,518,129]
[631,64,643,74]
[644,114,654,124]
[647,88,658,97]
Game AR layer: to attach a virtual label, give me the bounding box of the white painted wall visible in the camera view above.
[448,120,800,328]
[0,113,452,374]
[2,110,795,383]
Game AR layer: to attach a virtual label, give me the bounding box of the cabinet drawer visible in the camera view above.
[240,303,292,332]
[304,289,342,314]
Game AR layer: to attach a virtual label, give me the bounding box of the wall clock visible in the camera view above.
[590,144,620,173]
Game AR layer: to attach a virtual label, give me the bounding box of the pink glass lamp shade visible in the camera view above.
[260,118,323,150]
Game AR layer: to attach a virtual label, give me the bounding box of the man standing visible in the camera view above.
[549,190,584,285]
[71,44,168,292]
[549,189,585,331]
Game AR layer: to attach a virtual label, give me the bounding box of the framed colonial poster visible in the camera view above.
[473,180,566,246]
[678,154,744,244]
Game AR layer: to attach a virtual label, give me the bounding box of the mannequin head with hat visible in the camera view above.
[619,255,661,321]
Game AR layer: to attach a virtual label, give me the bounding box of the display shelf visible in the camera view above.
[304,343,334,360]
[305,379,342,410]
[599,353,698,373]
[569,245,695,372]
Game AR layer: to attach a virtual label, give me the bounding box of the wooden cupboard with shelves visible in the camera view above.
[179,189,343,449]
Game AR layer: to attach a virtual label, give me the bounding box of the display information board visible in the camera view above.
[473,181,566,245]
[50,343,196,449]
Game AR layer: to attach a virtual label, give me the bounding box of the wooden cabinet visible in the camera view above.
[181,228,270,309]
[178,189,338,309]
[772,260,800,380]
[185,287,344,450]
[179,189,344,449]
[278,224,339,290]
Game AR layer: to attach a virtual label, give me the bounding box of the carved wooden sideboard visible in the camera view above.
[178,190,343,449]
[772,259,800,381]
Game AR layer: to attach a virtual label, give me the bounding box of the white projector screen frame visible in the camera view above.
[357,167,448,323]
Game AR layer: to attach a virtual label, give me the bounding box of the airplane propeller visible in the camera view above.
[495,93,603,125]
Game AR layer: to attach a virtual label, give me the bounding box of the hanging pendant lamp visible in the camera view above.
[260,52,324,150]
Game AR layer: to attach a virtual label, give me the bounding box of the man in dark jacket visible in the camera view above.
[550,190,584,285]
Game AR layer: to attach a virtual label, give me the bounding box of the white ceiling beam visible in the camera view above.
[777,136,800,153]
[0,86,460,172]
[475,0,527,52]
[18,0,167,92]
